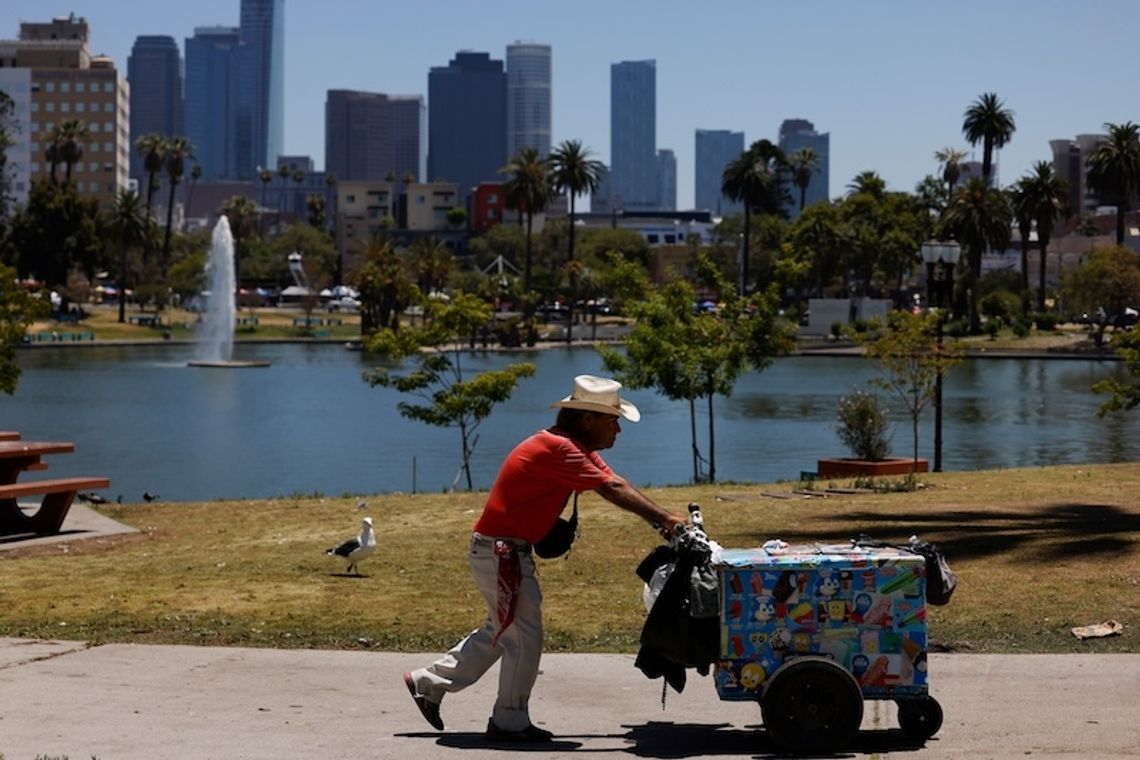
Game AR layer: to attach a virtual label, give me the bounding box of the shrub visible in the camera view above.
[984,319,1001,338]
[1012,317,1031,338]
[835,390,891,461]
[980,290,1019,324]
[1031,311,1059,331]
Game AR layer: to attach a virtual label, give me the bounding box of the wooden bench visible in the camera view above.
[0,476,111,536]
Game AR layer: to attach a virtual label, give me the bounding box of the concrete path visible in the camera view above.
[1,639,1138,759]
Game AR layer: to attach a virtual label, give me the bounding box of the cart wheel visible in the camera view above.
[897,696,943,740]
[760,656,864,755]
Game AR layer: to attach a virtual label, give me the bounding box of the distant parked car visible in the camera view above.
[327,296,360,313]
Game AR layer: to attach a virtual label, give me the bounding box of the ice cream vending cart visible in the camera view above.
[714,542,943,754]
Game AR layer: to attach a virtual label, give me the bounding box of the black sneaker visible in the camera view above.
[485,719,554,743]
[403,671,443,731]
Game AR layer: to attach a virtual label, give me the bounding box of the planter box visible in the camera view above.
[816,457,929,478]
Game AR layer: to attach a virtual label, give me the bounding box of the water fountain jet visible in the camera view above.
[188,215,269,368]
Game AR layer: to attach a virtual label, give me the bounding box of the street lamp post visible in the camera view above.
[920,240,961,472]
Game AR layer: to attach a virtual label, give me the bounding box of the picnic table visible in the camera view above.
[128,314,160,327]
[0,440,110,536]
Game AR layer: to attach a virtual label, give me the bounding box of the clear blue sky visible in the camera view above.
[5,1,1138,210]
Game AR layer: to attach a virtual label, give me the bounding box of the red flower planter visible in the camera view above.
[816,457,929,478]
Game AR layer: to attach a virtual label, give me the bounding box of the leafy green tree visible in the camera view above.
[409,236,456,298]
[598,253,794,482]
[962,92,1015,183]
[0,263,48,394]
[576,227,651,267]
[856,310,965,470]
[787,201,848,297]
[0,91,17,227]
[268,224,337,324]
[500,146,552,291]
[4,181,101,288]
[1061,245,1140,347]
[49,119,91,185]
[468,223,525,275]
[364,292,536,491]
[1086,121,1140,245]
[1093,329,1140,415]
[1013,161,1070,311]
[839,176,926,297]
[846,170,886,199]
[942,177,1012,333]
[355,235,415,333]
[548,139,605,343]
[106,189,154,323]
[1009,182,1035,314]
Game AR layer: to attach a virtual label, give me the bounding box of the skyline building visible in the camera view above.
[184,26,245,181]
[427,51,507,199]
[12,14,130,208]
[777,118,829,218]
[506,41,552,159]
[656,148,676,211]
[694,128,744,215]
[609,59,657,211]
[1050,134,1108,217]
[0,67,33,209]
[127,35,183,184]
[325,90,426,183]
[240,0,284,178]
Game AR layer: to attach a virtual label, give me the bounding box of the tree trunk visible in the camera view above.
[566,195,576,344]
[1037,241,1048,312]
[689,397,699,482]
[118,247,128,323]
[707,392,716,483]
[524,211,533,292]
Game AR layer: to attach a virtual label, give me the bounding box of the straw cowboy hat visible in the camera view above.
[551,375,641,422]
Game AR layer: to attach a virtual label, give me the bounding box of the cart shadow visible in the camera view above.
[417,722,929,757]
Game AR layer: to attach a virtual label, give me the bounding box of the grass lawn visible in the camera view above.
[1,463,1136,654]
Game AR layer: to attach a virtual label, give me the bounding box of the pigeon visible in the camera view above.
[77,491,108,504]
[143,491,160,502]
[327,517,376,576]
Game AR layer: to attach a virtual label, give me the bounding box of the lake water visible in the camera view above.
[6,343,1136,502]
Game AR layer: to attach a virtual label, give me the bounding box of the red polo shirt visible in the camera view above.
[474,429,614,542]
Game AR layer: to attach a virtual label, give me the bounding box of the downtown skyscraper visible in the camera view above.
[240,0,284,176]
[695,129,745,216]
[325,90,426,182]
[427,51,506,199]
[506,42,552,158]
[184,26,245,180]
[778,118,829,218]
[127,35,183,185]
[610,59,657,211]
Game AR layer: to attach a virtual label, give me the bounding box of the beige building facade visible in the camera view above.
[3,15,130,208]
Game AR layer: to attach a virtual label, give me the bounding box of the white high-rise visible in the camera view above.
[506,42,551,158]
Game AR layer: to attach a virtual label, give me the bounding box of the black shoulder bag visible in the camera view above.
[534,494,578,559]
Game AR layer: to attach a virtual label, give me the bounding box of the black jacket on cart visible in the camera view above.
[634,542,720,693]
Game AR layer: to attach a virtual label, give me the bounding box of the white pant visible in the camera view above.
[408,533,544,731]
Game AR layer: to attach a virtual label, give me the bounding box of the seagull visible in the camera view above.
[327,517,376,576]
[77,491,108,504]
[143,491,160,502]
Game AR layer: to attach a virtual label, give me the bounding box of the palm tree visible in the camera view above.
[219,195,258,286]
[846,170,887,198]
[160,137,193,283]
[942,177,1012,332]
[185,164,203,222]
[1009,183,1034,314]
[962,92,1015,184]
[1086,121,1140,245]
[500,147,552,292]
[106,190,151,323]
[934,146,968,197]
[409,236,455,299]
[548,139,604,343]
[1014,162,1070,311]
[787,147,820,213]
[56,119,90,185]
[722,143,782,295]
[258,168,273,236]
[135,134,167,215]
